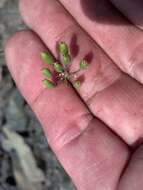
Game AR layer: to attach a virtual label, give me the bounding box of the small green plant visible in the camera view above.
[41,41,89,89]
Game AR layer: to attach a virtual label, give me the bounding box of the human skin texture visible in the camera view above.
[5,0,143,189]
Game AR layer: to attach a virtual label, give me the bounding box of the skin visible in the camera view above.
[4,0,143,189]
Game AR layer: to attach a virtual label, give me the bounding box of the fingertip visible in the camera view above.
[5,30,35,73]
[5,30,47,104]
[5,30,34,51]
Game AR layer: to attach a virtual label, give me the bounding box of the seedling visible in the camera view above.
[41,41,89,89]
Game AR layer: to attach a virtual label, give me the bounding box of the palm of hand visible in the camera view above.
[5,0,143,189]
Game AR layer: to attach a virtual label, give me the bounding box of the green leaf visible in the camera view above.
[73,81,81,89]
[42,68,53,79]
[63,55,71,65]
[59,42,69,56]
[54,63,63,73]
[41,52,54,65]
[42,79,56,88]
[80,60,89,70]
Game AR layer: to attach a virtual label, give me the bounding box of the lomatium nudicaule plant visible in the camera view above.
[41,42,89,89]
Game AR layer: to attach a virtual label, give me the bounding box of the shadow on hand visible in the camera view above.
[80,0,131,25]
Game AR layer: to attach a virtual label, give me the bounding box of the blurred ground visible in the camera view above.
[0,0,75,190]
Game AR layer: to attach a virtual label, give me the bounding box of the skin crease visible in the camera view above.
[4,0,143,189]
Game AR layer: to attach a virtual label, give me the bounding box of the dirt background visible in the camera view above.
[0,1,75,189]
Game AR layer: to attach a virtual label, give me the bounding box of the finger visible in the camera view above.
[110,0,143,30]
[20,0,143,145]
[119,144,143,190]
[59,0,143,85]
[5,30,129,190]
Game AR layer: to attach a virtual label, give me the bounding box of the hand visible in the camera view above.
[5,0,143,189]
